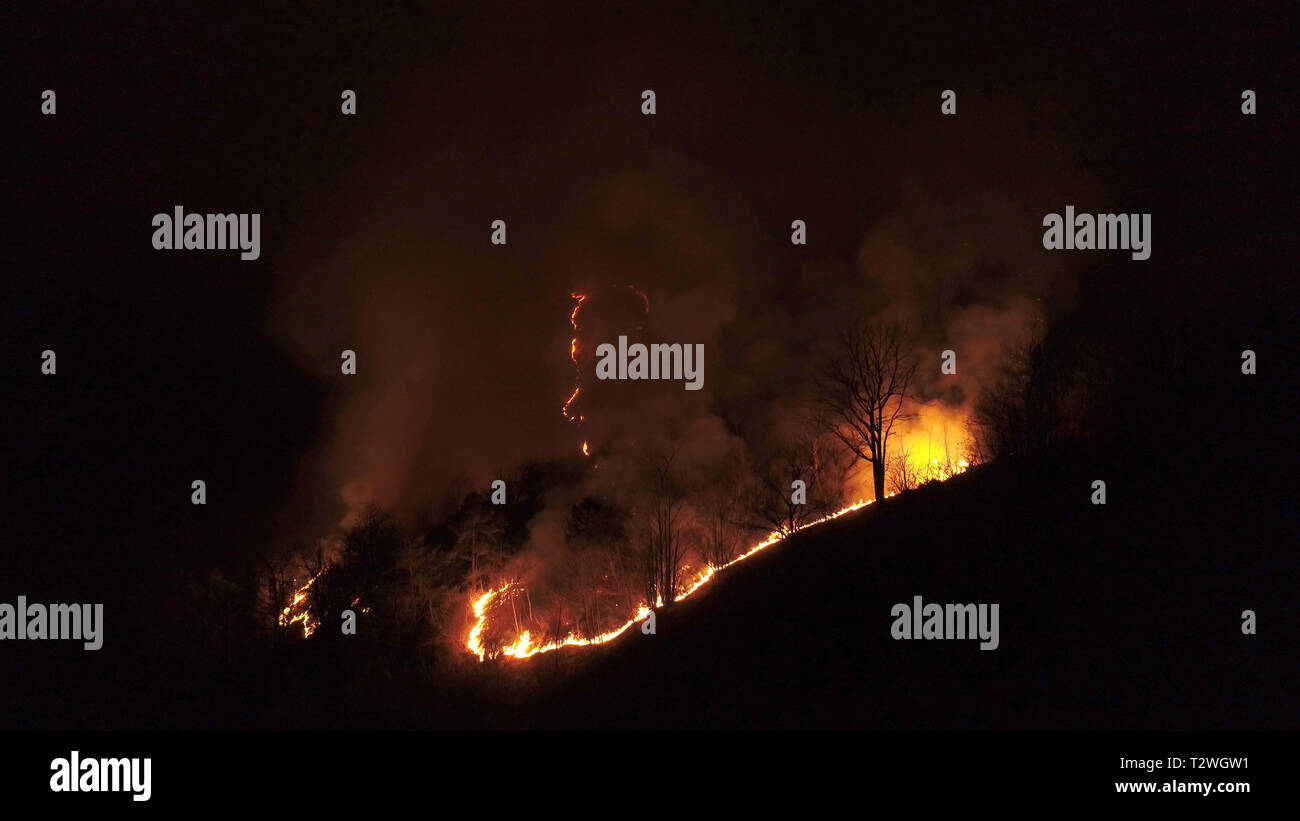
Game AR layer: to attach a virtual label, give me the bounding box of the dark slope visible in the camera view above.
[520,445,1295,730]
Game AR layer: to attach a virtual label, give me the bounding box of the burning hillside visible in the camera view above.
[275,287,979,662]
[464,453,969,663]
[464,498,866,661]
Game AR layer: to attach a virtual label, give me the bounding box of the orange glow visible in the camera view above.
[278,570,323,637]
[466,400,975,662]
[569,292,586,329]
[464,496,886,662]
[888,401,973,492]
[561,287,650,455]
[466,587,501,661]
[561,386,581,420]
[561,293,587,434]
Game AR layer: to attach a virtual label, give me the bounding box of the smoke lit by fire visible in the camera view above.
[463,490,959,662]
[465,414,971,662]
[266,114,1082,664]
[282,283,978,660]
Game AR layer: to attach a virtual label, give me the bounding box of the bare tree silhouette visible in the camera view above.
[817,320,918,504]
[640,447,690,608]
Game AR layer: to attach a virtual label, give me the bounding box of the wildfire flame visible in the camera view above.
[467,582,657,662]
[561,286,651,457]
[279,570,323,637]
[561,293,587,428]
[463,486,976,662]
[467,402,973,662]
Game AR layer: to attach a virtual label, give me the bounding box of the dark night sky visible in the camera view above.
[2,1,1293,632]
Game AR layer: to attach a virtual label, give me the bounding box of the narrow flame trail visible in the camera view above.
[560,292,587,427]
[561,286,651,458]
[464,492,924,662]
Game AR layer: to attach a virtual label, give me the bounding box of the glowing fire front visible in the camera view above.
[464,494,906,662]
[467,585,657,661]
[278,571,323,637]
[466,410,972,663]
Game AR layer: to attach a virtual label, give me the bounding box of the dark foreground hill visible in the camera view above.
[495,443,1297,730]
[5,437,1292,731]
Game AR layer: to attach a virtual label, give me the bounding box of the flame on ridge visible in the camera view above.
[463,493,917,662]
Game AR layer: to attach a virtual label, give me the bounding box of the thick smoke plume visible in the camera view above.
[269,79,1101,625]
